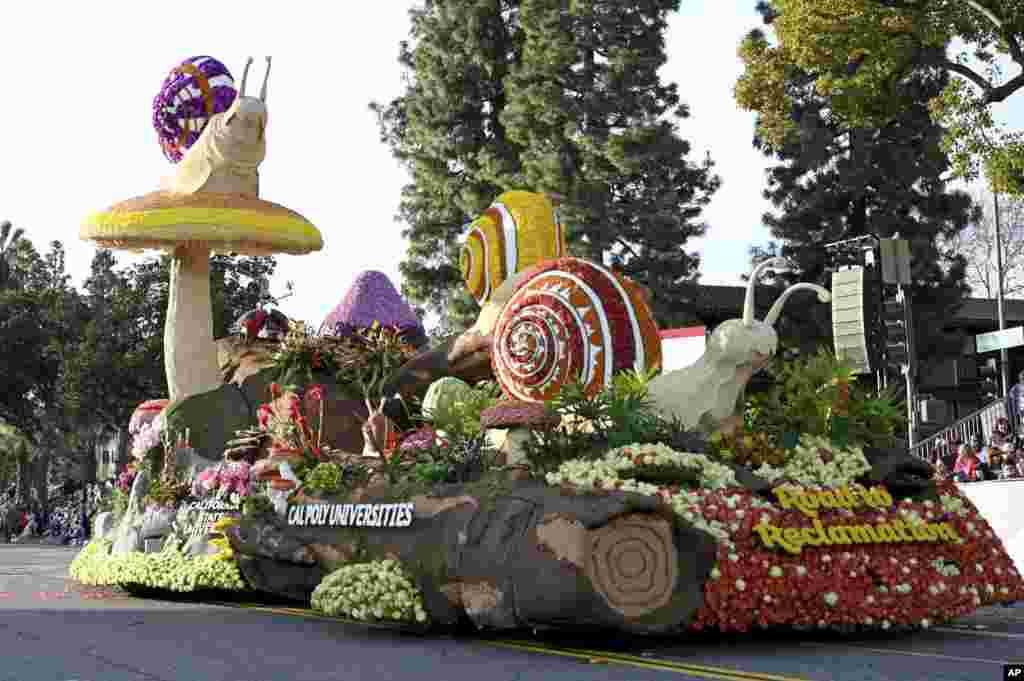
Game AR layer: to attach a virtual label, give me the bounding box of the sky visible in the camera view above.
[2,1,1023,329]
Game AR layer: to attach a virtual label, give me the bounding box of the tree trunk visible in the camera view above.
[15,455,30,504]
[80,429,99,486]
[32,451,50,517]
[228,478,718,635]
[116,426,131,473]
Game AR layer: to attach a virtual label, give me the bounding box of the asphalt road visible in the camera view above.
[1,545,1022,681]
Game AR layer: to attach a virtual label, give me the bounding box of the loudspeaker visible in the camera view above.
[832,267,873,374]
[919,399,949,424]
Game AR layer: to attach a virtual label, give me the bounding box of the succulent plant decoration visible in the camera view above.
[646,257,831,435]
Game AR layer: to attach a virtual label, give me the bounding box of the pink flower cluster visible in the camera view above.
[399,426,444,452]
[191,461,252,498]
[682,480,1024,633]
[116,469,137,495]
[130,418,165,461]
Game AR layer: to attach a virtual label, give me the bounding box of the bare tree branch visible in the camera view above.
[953,191,1024,299]
[941,58,997,93]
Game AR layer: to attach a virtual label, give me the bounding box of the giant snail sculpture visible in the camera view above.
[363,253,662,454]
[162,56,272,197]
[646,257,831,435]
[367,191,659,441]
[489,256,662,403]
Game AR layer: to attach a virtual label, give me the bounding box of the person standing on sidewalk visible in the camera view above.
[1007,370,1024,435]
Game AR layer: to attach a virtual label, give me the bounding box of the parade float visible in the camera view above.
[70,56,1024,638]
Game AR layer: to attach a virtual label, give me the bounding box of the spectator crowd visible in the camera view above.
[0,482,107,544]
[930,417,1024,483]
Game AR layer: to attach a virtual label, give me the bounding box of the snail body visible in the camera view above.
[647,258,831,433]
[491,257,662,403]
[162,57,272,197]
[461,191,568,305]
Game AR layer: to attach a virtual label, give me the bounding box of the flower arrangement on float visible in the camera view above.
[545,437,1024,632]
[192,461,252,499]
[311,559,429,624]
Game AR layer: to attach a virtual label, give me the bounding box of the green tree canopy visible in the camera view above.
[374,0,719,331]
[743,4,975,360]
[0,220,24,291]
[735,0,1024,194]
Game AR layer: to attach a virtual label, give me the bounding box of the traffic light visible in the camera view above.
[978,357,999,398]
[882,293,908,369]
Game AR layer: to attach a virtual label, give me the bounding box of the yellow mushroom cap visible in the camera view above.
[80,191,323,256]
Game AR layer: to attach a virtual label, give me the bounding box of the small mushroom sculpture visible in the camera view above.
[480,400,561,466]
[646,257,831,435]
[234,307,290,343]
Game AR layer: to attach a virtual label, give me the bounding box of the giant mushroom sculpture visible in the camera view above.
[80,57,322,401]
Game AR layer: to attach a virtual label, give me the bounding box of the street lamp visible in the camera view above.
[993,190,1009,397]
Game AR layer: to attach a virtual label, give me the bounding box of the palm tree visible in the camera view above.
[0,219,25,289]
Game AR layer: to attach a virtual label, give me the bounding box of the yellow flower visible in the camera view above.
[212,516,239,534]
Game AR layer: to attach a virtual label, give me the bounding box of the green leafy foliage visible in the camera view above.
[737,0,1024,195]
[241,495,273,518]
[108,488,129,519]
[411,462,451,484]
[742,6,974,359]
[335,323,421,399]
[522,370,708,475]
[303,462,345,497]
[271,322,419,401]
[746,348,905,449]
[419,381,502,440]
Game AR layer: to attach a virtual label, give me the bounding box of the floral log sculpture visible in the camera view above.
[69,190,1024,637]
[647,257,830,435]
[80,56,323,401]
[228,477,719,634]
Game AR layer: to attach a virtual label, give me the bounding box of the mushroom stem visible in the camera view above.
[503,428,533,466]
[165,245,221,401]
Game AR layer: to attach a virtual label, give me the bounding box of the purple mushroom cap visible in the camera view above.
[319,270,427,345]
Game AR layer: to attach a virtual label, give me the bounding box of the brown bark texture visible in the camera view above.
[227,479,718,635]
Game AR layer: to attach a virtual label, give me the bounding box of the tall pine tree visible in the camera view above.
[742,4,975,360]
[373,0,719,331]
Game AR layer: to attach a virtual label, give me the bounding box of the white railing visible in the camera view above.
[910,398,1008,462]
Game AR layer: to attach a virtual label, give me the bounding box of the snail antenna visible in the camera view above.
[742,257,789,326]
[764,283,831,326]
[240,57,254,97]
[260,56,272,103]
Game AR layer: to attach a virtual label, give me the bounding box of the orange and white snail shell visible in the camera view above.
[491,257,662,403]
[460,191,568,304]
